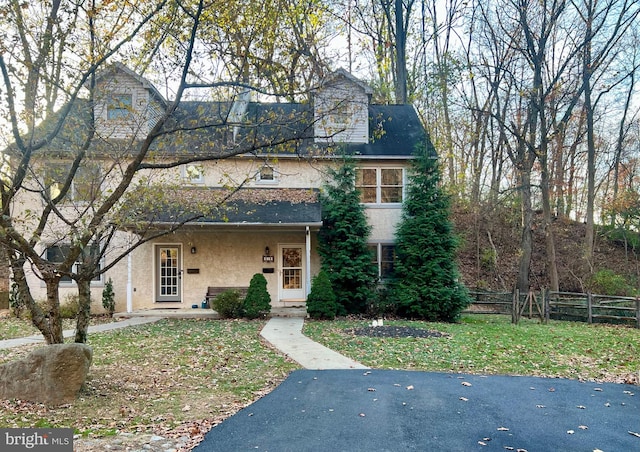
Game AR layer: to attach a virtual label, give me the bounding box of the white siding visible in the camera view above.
[314,78,369,144]
[94,73,160,140]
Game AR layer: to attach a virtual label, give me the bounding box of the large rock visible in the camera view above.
[0,343,92,405]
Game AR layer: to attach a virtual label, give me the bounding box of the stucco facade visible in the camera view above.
[13,65,427,314]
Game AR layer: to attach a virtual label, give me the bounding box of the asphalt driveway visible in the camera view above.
[195,369,639,452]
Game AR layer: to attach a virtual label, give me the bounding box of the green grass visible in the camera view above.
[303,315,640,383]
[0,319,299,435]
[0,316,114,340]
[0,314,638,439]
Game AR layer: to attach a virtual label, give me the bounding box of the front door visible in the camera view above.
[155,245,182,302]
[279,245,306,300]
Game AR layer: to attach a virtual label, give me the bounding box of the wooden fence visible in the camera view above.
[466,290,640,328]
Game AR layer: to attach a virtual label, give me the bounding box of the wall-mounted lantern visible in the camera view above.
[191,246,197,254]
[263,246,274,263]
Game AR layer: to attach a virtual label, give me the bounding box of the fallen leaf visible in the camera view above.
[567,430,575,434]
[535,405,546,408]
[578,425,588,430]
[497,427,510,431]
[576,405,586,409]
[462,381,472,387]
[629,431,640,438]
[459,397,469,402]
[406,385,414,390]
[181,405,191,412]
[548,387,555,392]
[367,388,376,392]
[359,413,366,417]
[478,441,487,446]
[593,388,603,392]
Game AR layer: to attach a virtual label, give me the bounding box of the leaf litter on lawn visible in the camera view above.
[0,318,298,448]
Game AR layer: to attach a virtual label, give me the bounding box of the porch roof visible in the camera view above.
[123,187,322,229]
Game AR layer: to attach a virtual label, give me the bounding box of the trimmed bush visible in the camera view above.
[212,289,243,318]
[243,273,271,319]
[102,278,116,315]
[306,271,338,320]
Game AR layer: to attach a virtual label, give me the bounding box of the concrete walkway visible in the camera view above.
[260,317,368,370]
[0,313,368,372]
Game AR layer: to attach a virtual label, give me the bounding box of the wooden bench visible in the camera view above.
[205,286,249,304]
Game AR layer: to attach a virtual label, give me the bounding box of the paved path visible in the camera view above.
[260,317,368,370]
[0,316,162,349]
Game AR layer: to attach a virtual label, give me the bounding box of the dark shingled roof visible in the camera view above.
[127,188,322,227]
[152,100,428,159]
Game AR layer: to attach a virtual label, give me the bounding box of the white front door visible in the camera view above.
[155,245,182,302]
[279,245,306,300]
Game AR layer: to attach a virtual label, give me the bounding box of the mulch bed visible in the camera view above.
[345,326,449,338]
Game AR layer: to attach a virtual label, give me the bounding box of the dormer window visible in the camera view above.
[107,94,132,120]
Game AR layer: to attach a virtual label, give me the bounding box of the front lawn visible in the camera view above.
[0,319,299,437]
[303,315,640,384]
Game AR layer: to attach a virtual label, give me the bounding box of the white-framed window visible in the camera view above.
[181,164,204,184]
[45,244,104,285]
[368,243,396,280]
[45,163,102,203]
[356,167,404,204]
[256,164,278,184]
[107,94,132,120]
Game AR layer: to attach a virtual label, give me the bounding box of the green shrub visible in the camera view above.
[243,273,271,319]
[367,284,397,317]
[306,271,338,320]
[587,269,633,296]
[60,294,80,319]
[212,289,243,319]
[102,278,116,316]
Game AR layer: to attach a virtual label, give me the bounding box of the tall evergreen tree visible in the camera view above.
[318,161,378,315]
[392,147,470,321]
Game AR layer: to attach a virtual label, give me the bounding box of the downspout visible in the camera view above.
[305,226,311,298]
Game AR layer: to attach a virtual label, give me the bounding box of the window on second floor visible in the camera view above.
[369,243,396,281]
[107,94,132,120]
[356,168,404,204]
[45,244,103,285]
[46,163,102,203]
[256,164,278,184]
[181,164,204,184]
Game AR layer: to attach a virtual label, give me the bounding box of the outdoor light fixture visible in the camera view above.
[264,246,270,256]
[191,246,197,254]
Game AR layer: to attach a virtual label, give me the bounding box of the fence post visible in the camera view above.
[512,289,518,324]
[636,298,640,329]
[587,292,593,324]
[543,289,549,324]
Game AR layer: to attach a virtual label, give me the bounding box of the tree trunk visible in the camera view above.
[517,167,533,292]
[75,279,92,343]
[394,0,407,104]
[540,154,560,291]
[44,279,64,344]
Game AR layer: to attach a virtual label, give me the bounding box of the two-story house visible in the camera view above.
[17,64,427,313]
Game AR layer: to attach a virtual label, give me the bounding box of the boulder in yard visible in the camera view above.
[0,343,92,405]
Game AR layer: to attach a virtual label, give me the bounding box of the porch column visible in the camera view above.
[305,226,311,297]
